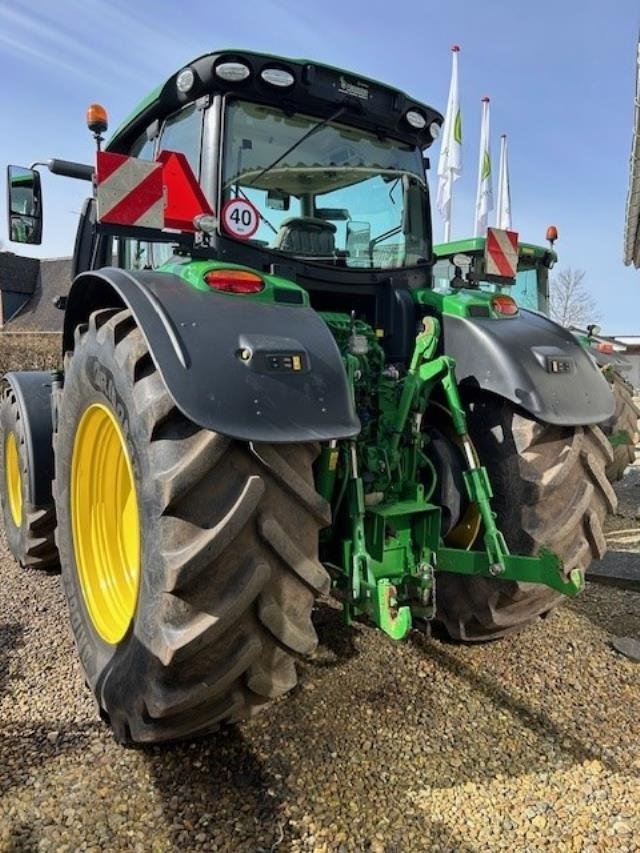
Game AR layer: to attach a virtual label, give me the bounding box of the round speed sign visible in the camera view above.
[221,198,260,240]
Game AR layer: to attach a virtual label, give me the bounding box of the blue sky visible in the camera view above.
[0,0,638,332]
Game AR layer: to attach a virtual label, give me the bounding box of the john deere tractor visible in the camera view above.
[2,51,617,744]
[434,235,640,481]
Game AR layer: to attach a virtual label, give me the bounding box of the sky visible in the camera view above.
[0,0,638,332]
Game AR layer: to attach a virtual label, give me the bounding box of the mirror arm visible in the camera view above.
[30,159,94,182]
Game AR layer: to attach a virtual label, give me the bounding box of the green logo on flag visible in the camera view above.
[454,110,462,144]
[481,150,491,181]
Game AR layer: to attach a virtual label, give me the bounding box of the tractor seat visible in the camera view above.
[273,217,337,257]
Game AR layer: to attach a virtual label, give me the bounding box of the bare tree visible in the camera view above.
[549,267,601,328]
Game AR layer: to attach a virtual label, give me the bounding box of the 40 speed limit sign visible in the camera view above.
[221,198,260,239]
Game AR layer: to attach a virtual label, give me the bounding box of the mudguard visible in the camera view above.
[442,309,615,426]
[3,371,55,506]
[63,267,360,443]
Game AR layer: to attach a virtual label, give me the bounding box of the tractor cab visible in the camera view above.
[7,50,443,360]
[433,231,557,314]
[8,51,442,280]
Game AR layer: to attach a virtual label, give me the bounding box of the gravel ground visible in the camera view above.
[1,337,639,852]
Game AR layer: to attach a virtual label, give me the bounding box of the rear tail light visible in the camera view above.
[204,269,264,294]
[491,295,519,316]
[596,342,614,354]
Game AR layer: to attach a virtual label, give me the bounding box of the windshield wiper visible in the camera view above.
[247,106,347,187]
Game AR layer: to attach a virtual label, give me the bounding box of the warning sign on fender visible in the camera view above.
[221,198,260,240]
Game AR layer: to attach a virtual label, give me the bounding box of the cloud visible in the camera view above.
[0,2,151,87]
[0,28,91,79]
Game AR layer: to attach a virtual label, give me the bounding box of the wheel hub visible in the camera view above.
[5,431,22,527]
[71,403,140,644]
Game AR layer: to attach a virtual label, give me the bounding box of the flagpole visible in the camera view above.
[437,44,462,243]
[444,44,459,242]
[496,133,505,226]
[496,133,511,229]
[474,96,493,236]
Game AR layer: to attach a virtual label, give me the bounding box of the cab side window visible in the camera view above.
[131,131,155,160]
[152,105,204,267]
[119,105,204,270]
[158,104,202,176]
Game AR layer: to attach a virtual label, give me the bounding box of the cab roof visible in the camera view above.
[108,48,443,153]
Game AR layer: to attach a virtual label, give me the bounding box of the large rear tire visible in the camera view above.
[435,395,617,641]
[0,385,58,570]
[603,371,639,482]
[54,308,330,743]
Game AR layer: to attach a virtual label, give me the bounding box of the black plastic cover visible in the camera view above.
[4,371,55,506]
[442,309,615,425]
[64,268,360,442]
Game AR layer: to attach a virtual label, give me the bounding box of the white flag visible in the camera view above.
[436,46,462,240]
[474,96,493,236]
[496,133,512,229]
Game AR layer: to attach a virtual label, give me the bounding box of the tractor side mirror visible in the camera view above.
[7,165,43,244]
[266,189,290,211]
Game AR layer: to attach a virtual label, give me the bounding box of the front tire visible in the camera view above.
[435,396,617,641]
[54,309,330,743]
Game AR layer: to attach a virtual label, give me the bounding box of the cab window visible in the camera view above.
[120,105,204,270]
[157,104,202,176]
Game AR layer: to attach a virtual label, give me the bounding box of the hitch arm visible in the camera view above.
[437,547,583,597]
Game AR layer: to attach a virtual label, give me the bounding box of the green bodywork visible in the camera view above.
[413,285,503,318]
[159,258,309,305]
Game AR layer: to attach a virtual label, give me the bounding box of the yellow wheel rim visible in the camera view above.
[5,431,23,527]
[71,403,140,645]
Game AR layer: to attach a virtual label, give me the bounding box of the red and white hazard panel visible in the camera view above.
[485,228,519,278]
[96,152,164,229]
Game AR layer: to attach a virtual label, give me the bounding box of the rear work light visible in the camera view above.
[406,109,426,129]
[204,269,265,294]
[491,294,519,316]
[215,61,250,82]
[261,67,295,88]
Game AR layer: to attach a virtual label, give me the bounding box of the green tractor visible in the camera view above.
[2,51,617,744]
[433,235,639,481]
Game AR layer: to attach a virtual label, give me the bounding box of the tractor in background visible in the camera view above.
[434,232,639,481]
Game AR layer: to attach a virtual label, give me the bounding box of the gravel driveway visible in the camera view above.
[1,337,639,851]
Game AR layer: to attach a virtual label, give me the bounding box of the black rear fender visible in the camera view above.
[63,267,360,443]
[442,309,615,426]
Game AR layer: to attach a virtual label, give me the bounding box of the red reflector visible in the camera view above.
[204,269,264,294]
[597,341,614,354]
[491,295,519,316]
